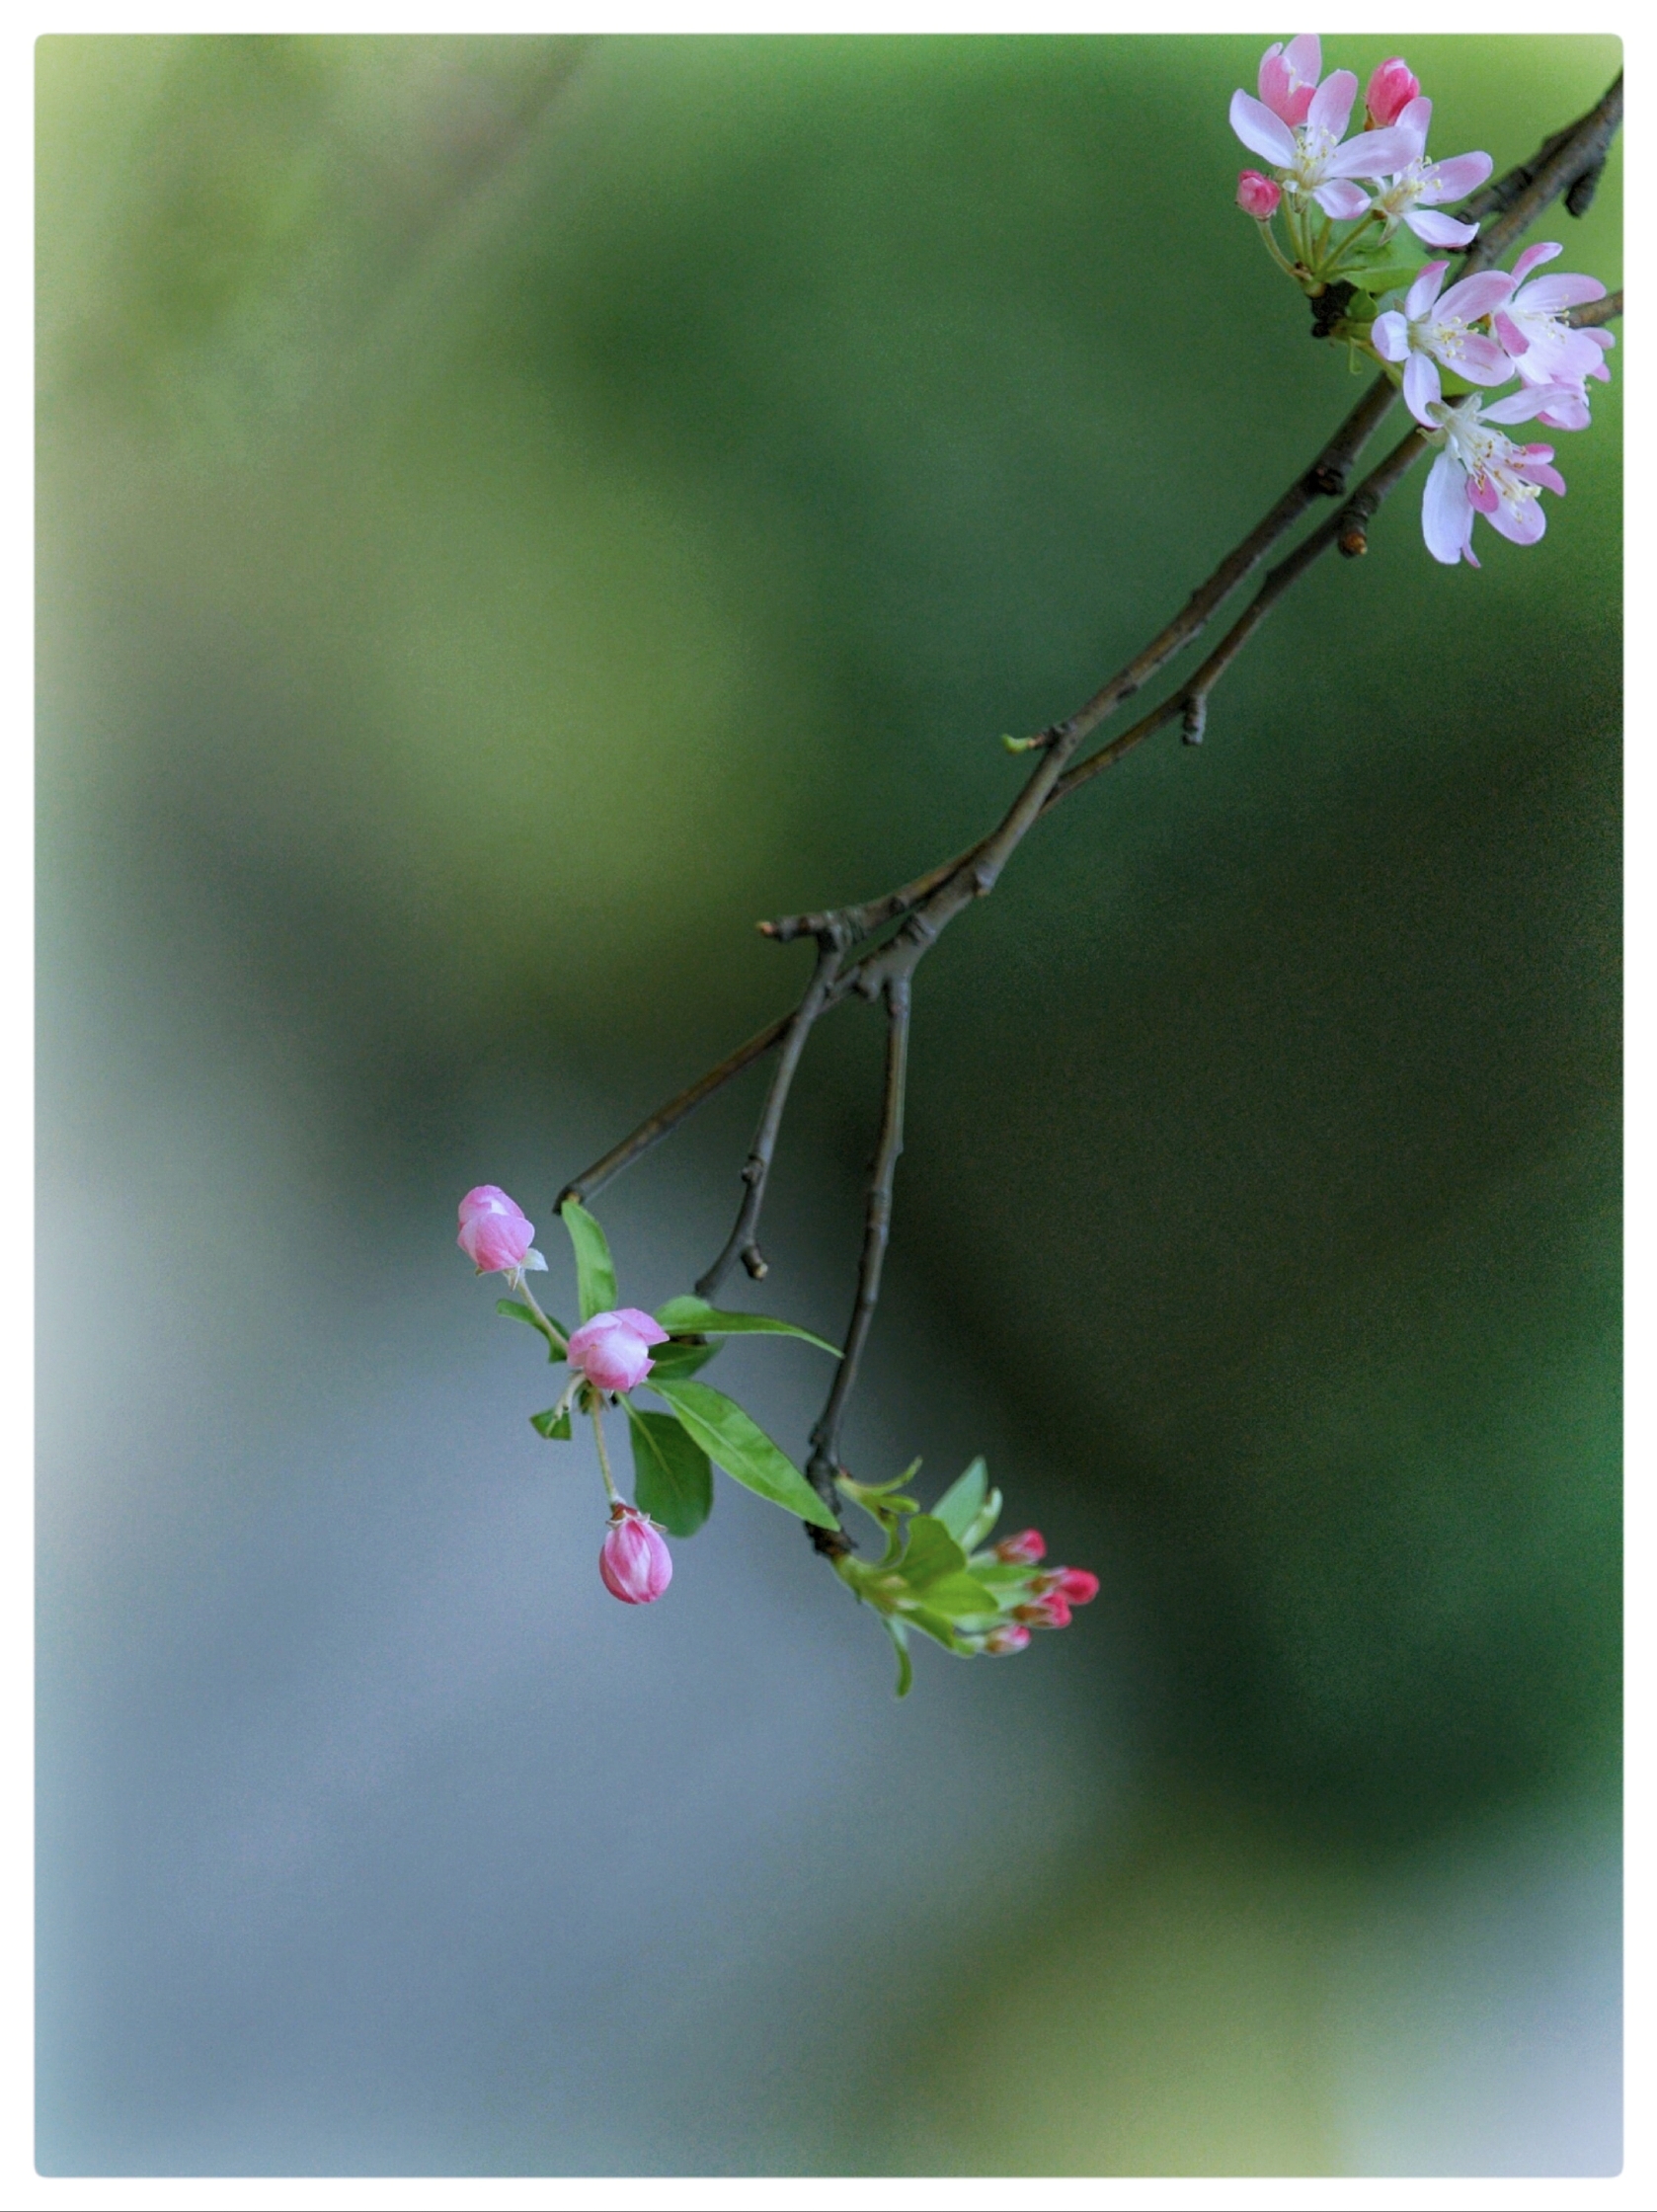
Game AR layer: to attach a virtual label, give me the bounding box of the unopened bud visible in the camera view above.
[599,1504,673,1605]
[1014,1592,1072,1631]
[984,1623,1031,1656]
[1236,170,1282,221]
[1050,1567,1100,1607]
[994,1528,1046,1566]
[1364,59,1420,131]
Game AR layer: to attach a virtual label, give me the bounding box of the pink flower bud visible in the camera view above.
[1048,1567,1100,1607]
[599,1504,672,1605]
[994,1528,1046,1566]
[567,1307,670,1394]
[457,1184,538,1274]
[984,1622,1031,1656]
[1365,59,1420,131]
[1235,169,1282,220]
[1014,1592,1072,1631]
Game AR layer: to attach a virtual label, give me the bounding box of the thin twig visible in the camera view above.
[1570,288,1623,331]
[805,974,911,1542]
[696,933,845,1296]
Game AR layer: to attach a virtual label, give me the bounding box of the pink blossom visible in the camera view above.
[1014,1592,1073,1631]
[1366,97,1492,247]
[1230,69,1418,220]
[1493,242,1614,427]
[567,1307,670,1393]
[1421,388,1579,568]
[994,1528,1047,1566]
[983,1623,1031,1657]
[599,1504,673,1605]
[1236,169,1283,219]
[1257,36,1321,127]
[1364,58,1420,131]
[457,1185,546,1276]
[1372,260,1515,426]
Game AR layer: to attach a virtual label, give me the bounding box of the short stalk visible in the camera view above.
[513,1273,569,1358]
[591,1401,621,1507]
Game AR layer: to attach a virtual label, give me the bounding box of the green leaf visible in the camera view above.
[653,1296,841,1356]
[624,1403,713,1537]
[886,1618,913,1698]
[497,1298,569,1361]
[651,1378,837,1530]
[958,1489,1003,1554]
[646,1337,722,1382]
[903,1606,974,1652]
[909,1571,1002,1621]
[931,1458,988,1543]
[561,1199,618,1323]
[897,1515,970,1590]
[529,1406,573,1441]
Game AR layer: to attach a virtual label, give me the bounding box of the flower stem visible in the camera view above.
[591,1401,621,1506]
[513,1274,569,1358]
[1255,218,1301,280]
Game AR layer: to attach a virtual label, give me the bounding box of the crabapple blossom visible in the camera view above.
[1493,242,1615,427]
[983,1623,1031,1656]
[1364,58,1420,132]
[1257,36,1321,127]
[994,1529,1046,1565]
[1421,387,1578,567]
[599,1503,673,1604]
[1230,67,1417,221]
[567,1307,670,1393]
[1236,170,1282,219]
[457,1185,546,1276]
[1364,97,1493,247]
[1372,261,1516,426]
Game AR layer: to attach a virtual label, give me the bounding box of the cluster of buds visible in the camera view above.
[959,1528,1101,1654]
[1229,37,1615,565]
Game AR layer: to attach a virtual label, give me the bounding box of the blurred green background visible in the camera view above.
[37,35,1621,2175]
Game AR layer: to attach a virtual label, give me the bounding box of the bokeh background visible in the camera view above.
[37,34,1622,2176]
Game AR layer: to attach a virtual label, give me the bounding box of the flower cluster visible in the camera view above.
[1230,38,1614,565]
[459,1189,1096,1690]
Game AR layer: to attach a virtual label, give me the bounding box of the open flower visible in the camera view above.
[567,1307,670,1394]
[1492,242,1615,428]
[1372,261,1515,426]
[1421,388,1578,567]
[457,1185,546,1276]
[1230,67,1418,220]
[1365,96,1493,247]
[599,1503,673,1605]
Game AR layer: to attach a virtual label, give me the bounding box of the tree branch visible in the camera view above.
[552,74,1623,1544]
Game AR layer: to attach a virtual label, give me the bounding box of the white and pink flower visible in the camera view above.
[1492,242,1615,428]
[1364,96,1493,247]
[1256,35,1322,127]
[1421,388,1578,567]
[1372,261,1516,426]
[457,1185,546,1277]
[567,1306,670,1394]
[1230,63,1417,221]
[599,1504,673,1605]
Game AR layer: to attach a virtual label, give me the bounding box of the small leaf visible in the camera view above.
[897,1515,970,1590]
[529,1407,573,1441]
[886,1618,913,1698]
[651,1378,837,1530]
[561,1199,618,1323]
[931,1457,988,1543]
[624,1403,713,1537]
[958,1488,1003,1555]
[497,1298,569,1361]
[647,1337,722,1382]
[911,1571,1002,1621]
[902,1606,974,1652]
[653,1296,840,1355]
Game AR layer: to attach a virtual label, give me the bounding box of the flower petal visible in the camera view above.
[1482,385,1572,425]
[1456,334,1519,385]
[1402,350,1443,427]
[1284,33,1321,83]
[1422,450,1472,565]
[1391,94,1433,151]
[1404,261,1449,319]
[1312,178,1370,219]
[1327,122,1417,178]
[1307,67,1357,140]
[1511,241,1563,284]
[1229,88,1297,168]
[1493,309,1529,357]
[1518,273,1607,313]
[1520,460,1567,495]
[1422,150,1493,201]
[1405,208,1479,247]
[1371,309,1411,362]
[1438,271,1514,323]
[1488,496,1545,546]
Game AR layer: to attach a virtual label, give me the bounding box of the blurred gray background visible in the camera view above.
[37,35,1620,2174]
